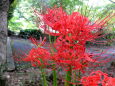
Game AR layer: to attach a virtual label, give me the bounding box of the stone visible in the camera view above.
[6,37,15,71]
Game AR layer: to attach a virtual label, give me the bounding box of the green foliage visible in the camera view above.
[48,0,83,14]
[8,0,38,32]
[0,64,5,78]
[8,0,19,20]
[105,32,115,46]
[8,17,23,32]
[19,29,43,39]
[106,33,115,40]
[0,64,6,86]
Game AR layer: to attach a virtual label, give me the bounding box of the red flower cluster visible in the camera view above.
[24,7,112,70]
[81,70,115,86]
[42,7,109,42]
[23,47,50,67]
[40,7,111,70]
[22,37,50,67]
[14,36,49,68]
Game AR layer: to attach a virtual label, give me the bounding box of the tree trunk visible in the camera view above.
[0,0,9,65]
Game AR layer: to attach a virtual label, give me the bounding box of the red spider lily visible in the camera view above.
[38,7,113,70]
[25,37,50,67]
[29,37,39,46]
[35,7,113,47]
[42,7,67,29]
[22,47,50,67]
[33,7,113,71]
[29,37,46,47]
[50,35,97,71]
[81,70,115,86]
[41,7,111,40]
[50,45,94,71]
[102,75,115,86]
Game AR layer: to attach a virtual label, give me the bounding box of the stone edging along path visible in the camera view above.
[7,37,15,71]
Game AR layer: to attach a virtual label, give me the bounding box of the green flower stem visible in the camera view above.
[53,69,57,86]
[64,66,72,86]
[76,70,81,86]
[40,67,48,86]
[73,71,77,86]
[48,34,52,44]
[78,70,81,80]
[48,30,57,86]
[48,34,55,53]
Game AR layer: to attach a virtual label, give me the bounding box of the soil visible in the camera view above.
[3,61,115,86]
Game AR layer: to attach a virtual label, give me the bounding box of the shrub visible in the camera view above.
[18,29,43,40]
